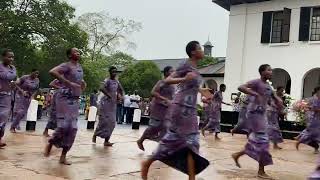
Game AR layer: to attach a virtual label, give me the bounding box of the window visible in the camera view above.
[261,8,291,44]
[271,12,283,43]
[310,7,320,41]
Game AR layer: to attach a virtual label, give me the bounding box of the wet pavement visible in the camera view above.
[0,117,316,180]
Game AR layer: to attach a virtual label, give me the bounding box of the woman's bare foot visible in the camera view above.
[137,140,145,151]
[215,134,221,141]
[44,143,52,157]
[141,160,151,180]
[273,144,282,150]
[104,142,114,147]
[59,158,72,165]
[0,142,7,148]
[257,171,274,179]
[92,135,97,143]
[231,153,241,168]
[10,128,16,133]
[43,130,50,137]
[201,129,205,137]
[295,141,300,150]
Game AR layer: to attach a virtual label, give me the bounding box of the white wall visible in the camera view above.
[223,0,320,111]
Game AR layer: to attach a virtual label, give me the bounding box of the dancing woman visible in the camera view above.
[141,41,210,180]
[296,87,320,154]
[201,84,231,139]
[267,97,284,150]
[44,48,86,165]
[92,66,124,146]
[232,64,282,179]
[10,69,39,133]
[137,66,175,151]
[230,95,250,137]
[43,79,62,137]
[0,49,17,147]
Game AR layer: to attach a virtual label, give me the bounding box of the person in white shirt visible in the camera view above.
[123,94,131,123]
[127,91,140,123]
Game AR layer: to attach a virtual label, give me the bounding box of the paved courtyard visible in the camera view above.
[0,118,316,180]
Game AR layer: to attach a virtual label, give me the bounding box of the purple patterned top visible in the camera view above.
[169,60,202,134]
[306,96,320,126]
[17,75,39,96]
[246,79,273,113]
[0,63,16,93]
[149,80,175,120]
[103,79,123,103]
[212,91,223,111]
[55,62,83,97]
[172,60,202,109]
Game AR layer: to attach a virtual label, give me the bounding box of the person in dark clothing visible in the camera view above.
[90,90,98,107]
[116,96,124,124]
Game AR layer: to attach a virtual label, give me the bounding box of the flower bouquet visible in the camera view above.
[291,100,309,125]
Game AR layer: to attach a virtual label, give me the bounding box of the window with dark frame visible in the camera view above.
[310,7,320,41]
[261,9,291,44]
[271,11,283,43]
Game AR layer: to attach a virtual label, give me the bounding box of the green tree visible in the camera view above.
[119,61,162,97]
[198,56,218,68]
[0,0,88,87]
[78,12,142,61]
[82,52,135,93]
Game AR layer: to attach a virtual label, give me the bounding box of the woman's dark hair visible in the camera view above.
[312,86,320,96]
[220,84,226,89]
[1,48,13,57]
[66,48,73,58]
[186,41,200,57]
[31,68,38,72]
[109,66,117,74]
[163,66,173,76]
[258,64,270,75]
[276,86,284,92]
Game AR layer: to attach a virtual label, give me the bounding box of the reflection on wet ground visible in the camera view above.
[0,119,316,180]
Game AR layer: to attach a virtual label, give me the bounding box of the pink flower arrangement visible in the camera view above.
[292,100,309,125]
[292,100,309,113]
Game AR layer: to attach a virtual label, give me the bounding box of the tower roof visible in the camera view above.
[204,40,213,47]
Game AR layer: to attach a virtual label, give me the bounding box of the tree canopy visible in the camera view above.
[119,61,162,97]
[0,0,88,87]
[0,0,140,92]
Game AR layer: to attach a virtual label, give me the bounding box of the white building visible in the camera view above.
[213,0,320,111]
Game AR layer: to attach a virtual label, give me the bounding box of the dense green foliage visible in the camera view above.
[119,61,162,97]
[0,1,138,93]
[198,56,218,68]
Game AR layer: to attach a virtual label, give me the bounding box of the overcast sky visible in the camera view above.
[65,0,229,60]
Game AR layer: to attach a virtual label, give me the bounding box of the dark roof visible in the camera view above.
[212,0,271,11]
[119,57,226,76]
[198,59,225,76]
[141,58,186,71]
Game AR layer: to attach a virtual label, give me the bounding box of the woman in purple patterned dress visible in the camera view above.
[43,79,62,137]
[296,87,320,154]
[304,87,320,179]
[10,69,39,133]
[232,64,283,179]
[0,49,17,147]
[267,98,284,150]
[44,48,86,165]
[231,95,250,137]
[141,41,210,180]
[92,66,124,146]
[137,66,175,151]
[201,84,231,140]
